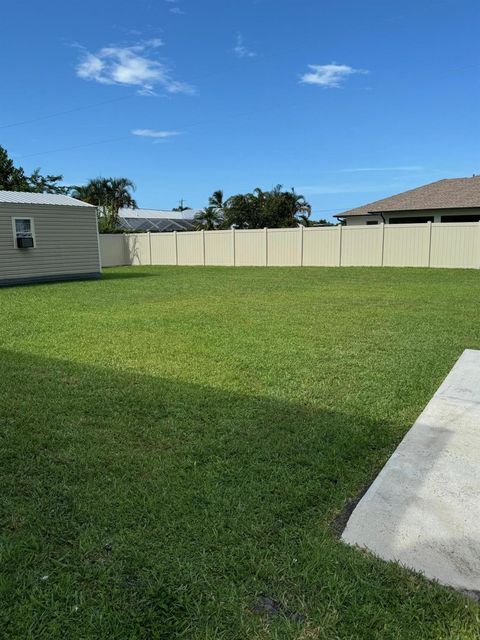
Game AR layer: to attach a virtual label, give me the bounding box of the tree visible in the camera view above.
[307,218,336,227]
[194,207,223,230]
[0,145,70,193]
[222,192,262,229]
[28,168,71,194]
[71,177,137,232]
[0,146,30,191]
[222,185,312,229]
[208,189,225,213]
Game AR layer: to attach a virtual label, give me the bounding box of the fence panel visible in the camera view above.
[341,226,383,266]
[383,224,430,267]
[234,229,266,266]
[430,223,479,268]
[177,231,204,265]
[205,230,234,265]
[267,228,301,266]
[303,227,341,266]
[125,234,150,266]
[151,233,176,265]
[100,234,128,267]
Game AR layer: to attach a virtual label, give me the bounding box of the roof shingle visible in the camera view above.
[336,176,480,217]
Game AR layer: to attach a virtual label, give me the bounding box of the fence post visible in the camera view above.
[380,223,385,267]
[232,227,236,266]
[202,229,206,266]
[338,224,343,266]
[174,231,178,266]
[300,225,304,267]
[265,227,268,266]
[427,221,432,268]
[147,231,152,265]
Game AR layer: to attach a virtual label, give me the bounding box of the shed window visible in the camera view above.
[366,220,379,225]
[13,217,35,248]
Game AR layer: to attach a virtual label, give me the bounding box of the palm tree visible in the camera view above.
[208,189,225,212]
[72,177,137,232]
[107,178,137,226]
[291,188,311,221]
[194,207,223,230]
[193,189,226,230]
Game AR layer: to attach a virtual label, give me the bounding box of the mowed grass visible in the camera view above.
[1,266,480,639]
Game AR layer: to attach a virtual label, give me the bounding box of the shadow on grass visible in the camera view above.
[0,349,473,639]
[101,268,161,280]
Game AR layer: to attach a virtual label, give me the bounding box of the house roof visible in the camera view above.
[336,176,480,218]
[118,207,199,220]
[0,191,94,207]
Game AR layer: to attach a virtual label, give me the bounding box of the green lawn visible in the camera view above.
[1,266,480,639]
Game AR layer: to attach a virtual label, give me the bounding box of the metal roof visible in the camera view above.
[118,207,199,220]
[0,191,94,207]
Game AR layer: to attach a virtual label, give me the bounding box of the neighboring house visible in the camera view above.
[0,191,100,286]
[118,207,199,232]
[336,176,480,225]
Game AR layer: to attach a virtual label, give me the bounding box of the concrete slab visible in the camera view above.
[342,349,480,592]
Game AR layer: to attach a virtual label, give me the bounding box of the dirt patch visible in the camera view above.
[251,595,306,623]
[331,484,371,539]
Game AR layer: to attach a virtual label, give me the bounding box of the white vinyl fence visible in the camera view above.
[100,222,480,270]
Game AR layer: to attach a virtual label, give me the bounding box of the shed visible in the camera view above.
[0,191,101,286]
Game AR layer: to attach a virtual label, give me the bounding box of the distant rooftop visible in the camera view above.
[336,176,480,218]
[118,207,199,220]
[118,217,194,232]
[0,190,94,207]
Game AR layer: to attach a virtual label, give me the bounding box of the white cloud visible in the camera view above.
[132,129,182,139]
[338,166,423,173]
[145,38,164,48]
[76,42,194,95]
[165,0,185,14]
[300,63,368,88]
[234,34,256,59]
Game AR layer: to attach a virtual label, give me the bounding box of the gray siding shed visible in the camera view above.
[0,192,101,286]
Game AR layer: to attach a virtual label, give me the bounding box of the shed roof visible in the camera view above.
[0,191,94,207]
[336,176,480,218]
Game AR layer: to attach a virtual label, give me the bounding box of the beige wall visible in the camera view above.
[0,203,101,285]
[303,226,341,266]
[341,225,384,266]
[205,230,234,266]
[100,234,128,267]
[100,222,480,271]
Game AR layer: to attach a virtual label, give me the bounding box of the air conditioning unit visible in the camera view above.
[17,237,34,248]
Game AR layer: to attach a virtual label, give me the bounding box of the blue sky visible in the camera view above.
[2,0,479,220]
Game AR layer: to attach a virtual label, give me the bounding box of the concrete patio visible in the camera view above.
[342,349,480,594]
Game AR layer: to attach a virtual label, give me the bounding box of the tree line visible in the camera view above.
[192,187,334,230]
[0,144,334,231]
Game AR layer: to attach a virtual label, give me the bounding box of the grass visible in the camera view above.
[1,265,480,639]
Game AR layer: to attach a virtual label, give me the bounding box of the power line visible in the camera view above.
[14,98,305,160]
[0,96,134,130]
[17,135,131,159]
